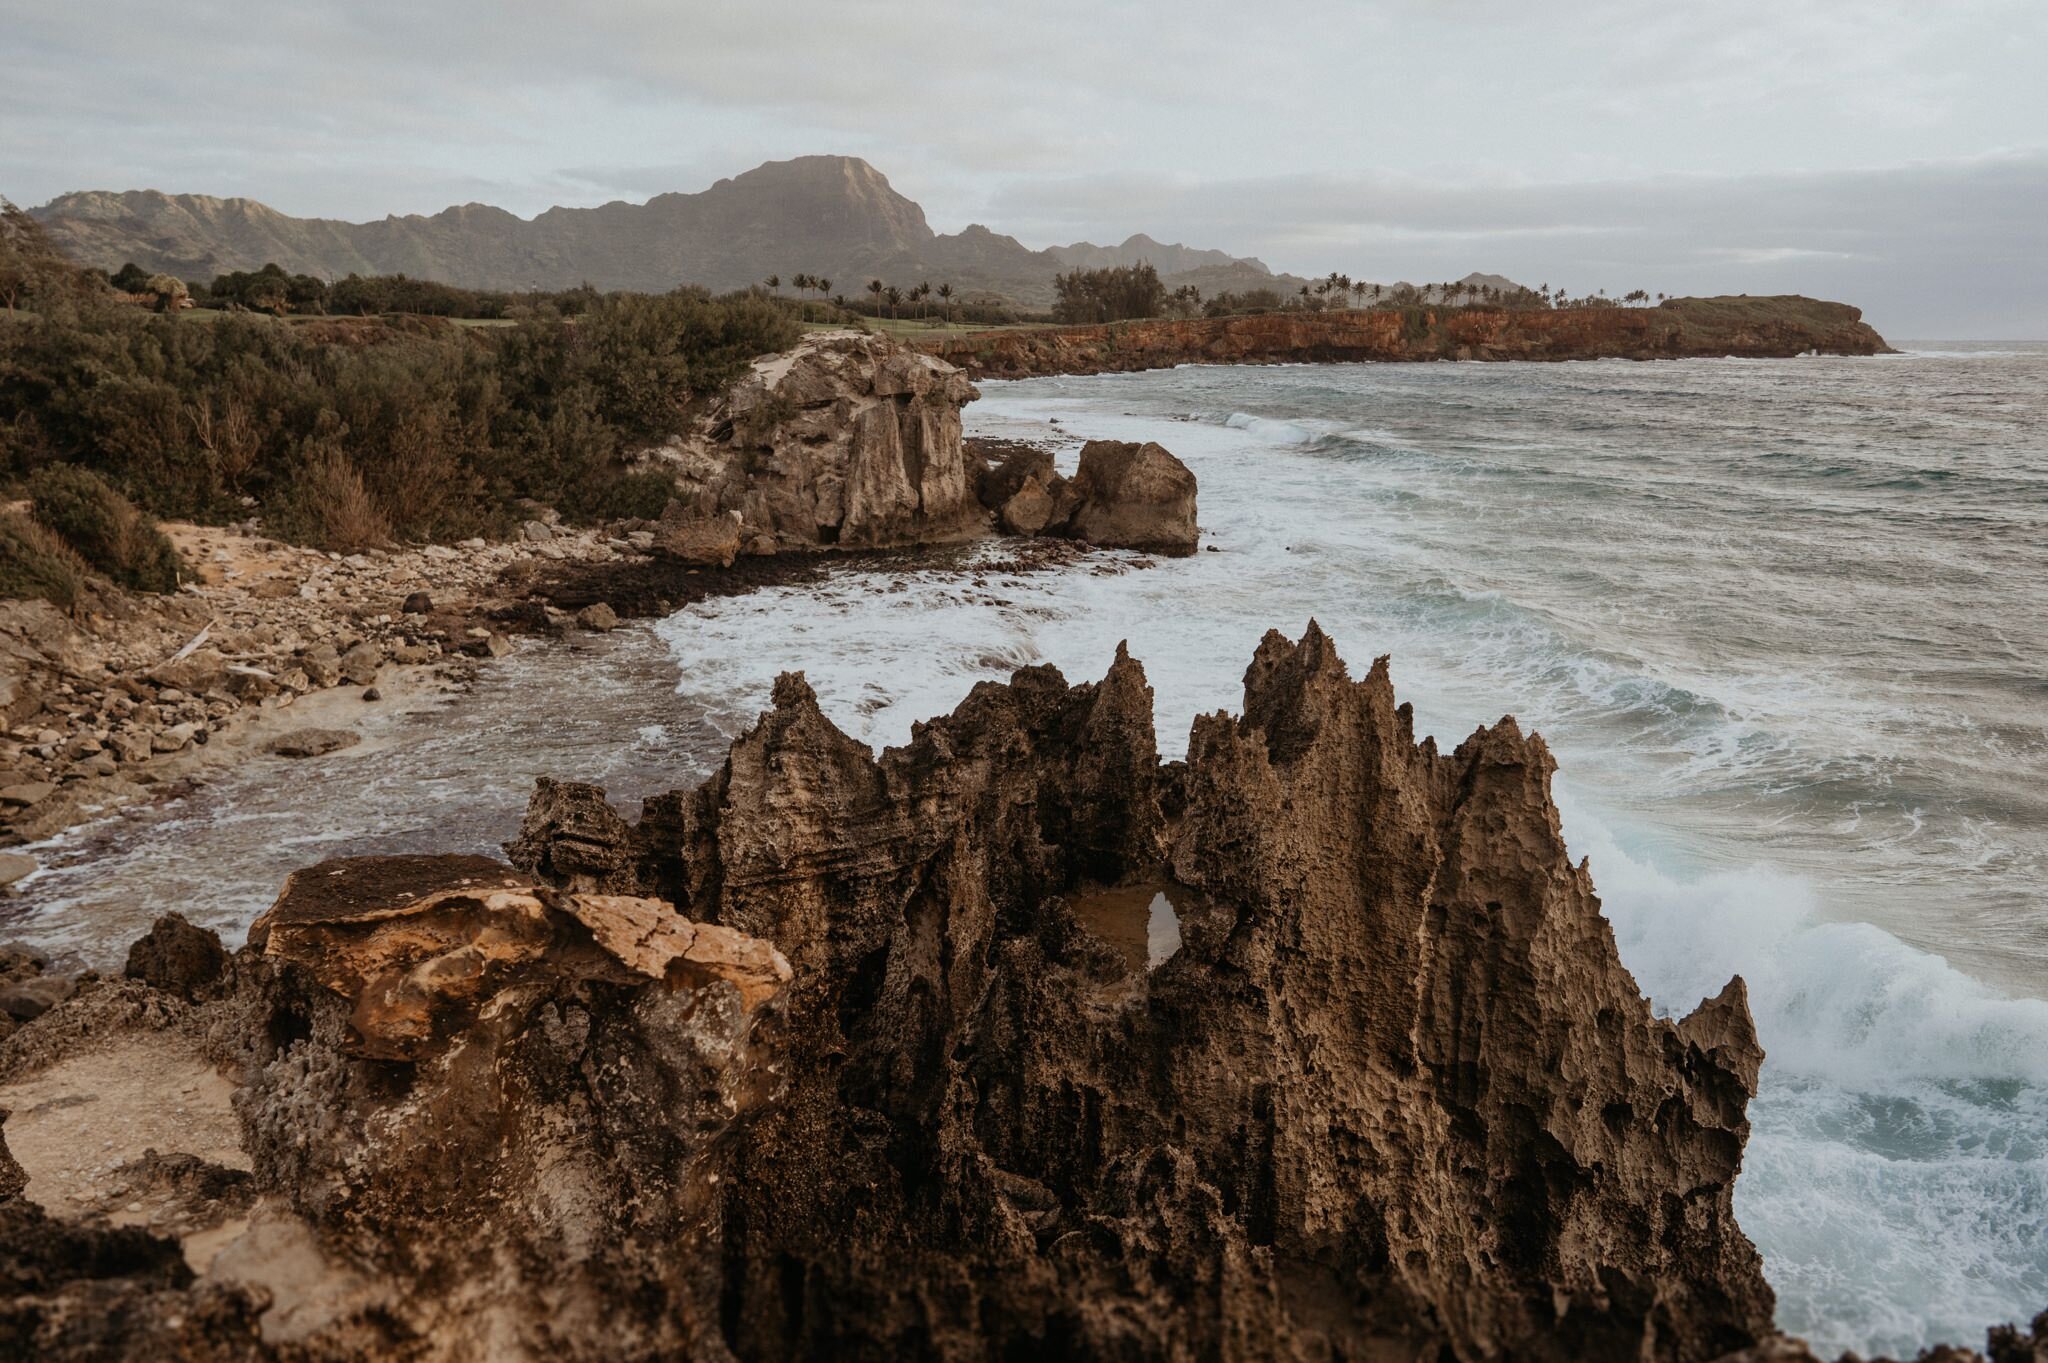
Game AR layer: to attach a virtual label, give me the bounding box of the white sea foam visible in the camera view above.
[652,359,2048,1356]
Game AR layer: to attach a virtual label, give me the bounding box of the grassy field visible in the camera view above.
[805,316,1044,341]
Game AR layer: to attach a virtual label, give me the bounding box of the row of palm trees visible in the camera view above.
[759,268,1668,323]
[860,278,958,322]
[763,273,963,323]
[1287,274,1670,312]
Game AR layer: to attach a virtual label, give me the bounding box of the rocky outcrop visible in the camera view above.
[975,439,1200,555]
[504,627,1773,1361]
[1,629,2041,1359]
[641,332,984,554]
[923,296,1891,378]
[1062,439,1199,554]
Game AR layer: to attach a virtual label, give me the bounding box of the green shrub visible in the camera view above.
[0,283,799,548]
[27,463,187,592]
[266,436,394,551]
[0,508,92,608]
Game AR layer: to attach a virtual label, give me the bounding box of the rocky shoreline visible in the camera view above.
[920,295,1892,379]
[0,331,1200,901]
[0,628,2039,1360]
[0,517,646,861]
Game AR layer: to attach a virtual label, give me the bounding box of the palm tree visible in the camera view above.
[817,277,831,305]
[937,282,954,323]
[884,285,902,319]
[1351,280,1367,309]
[867,279,884,317]
[914,281,932,319]
[765,274,780,296]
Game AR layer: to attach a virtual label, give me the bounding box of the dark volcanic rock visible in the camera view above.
[123,912,229,999]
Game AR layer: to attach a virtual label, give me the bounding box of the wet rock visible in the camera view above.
[360,686,381,702]
[504,776,648,894]
[575,602,619,632]
[400,591,433,614]
[460,631,514,659]
[0,945,46,985]
[264,728,360,759]
[122,913,229,1000]
[0,853,35,888]
[1062,439,1199,555]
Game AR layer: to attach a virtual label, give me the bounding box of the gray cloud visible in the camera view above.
[2,0,2043,335]
[981,155,2046,337]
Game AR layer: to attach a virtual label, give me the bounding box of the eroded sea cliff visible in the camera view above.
[922,296,1890,379]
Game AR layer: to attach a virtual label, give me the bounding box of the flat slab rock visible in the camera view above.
[253,852,526,940]
[264,727,361,758]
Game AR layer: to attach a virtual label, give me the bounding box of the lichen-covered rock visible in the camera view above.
[643,332,983,551]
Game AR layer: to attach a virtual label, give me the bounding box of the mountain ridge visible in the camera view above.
[28,155,1294,306]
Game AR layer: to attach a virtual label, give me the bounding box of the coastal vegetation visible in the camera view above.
[0,212,802,571]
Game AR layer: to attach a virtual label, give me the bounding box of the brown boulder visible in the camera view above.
[997,474,1056,536]
[651,505,743,567]
[147,646,230,694]
[264,728,359,758]
[643,333,983,551]
[122,912,229,1000]
[1063,439,1199,555]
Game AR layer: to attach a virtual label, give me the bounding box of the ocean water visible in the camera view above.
[9,345,2044,1355]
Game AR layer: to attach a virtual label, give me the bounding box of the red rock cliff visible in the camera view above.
[922,295,1890,379]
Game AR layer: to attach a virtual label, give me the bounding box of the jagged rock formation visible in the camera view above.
[505,627,1775,1361]
[1,628,2041,1359]
[642,332,983,554]
[924,296,1891,377]
[979,439,1200,554]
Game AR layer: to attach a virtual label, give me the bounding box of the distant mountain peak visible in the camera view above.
[27,156,1355,306]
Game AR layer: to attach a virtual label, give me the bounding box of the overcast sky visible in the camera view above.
[5,0,2043,336]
